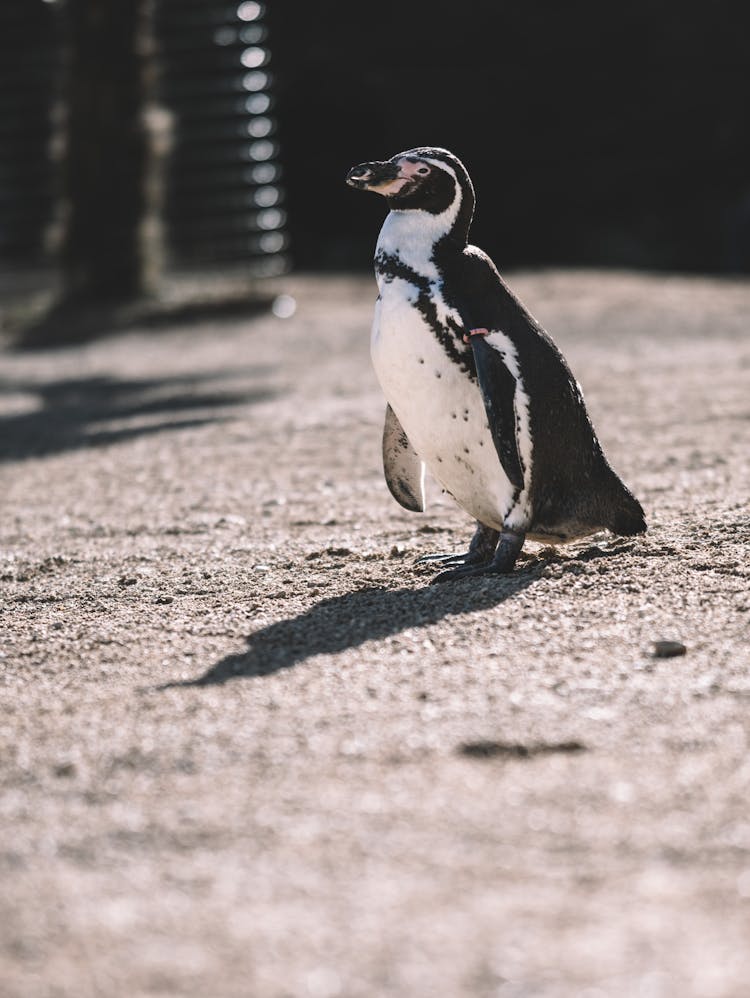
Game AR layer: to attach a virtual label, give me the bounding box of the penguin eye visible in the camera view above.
[415,164,431,176]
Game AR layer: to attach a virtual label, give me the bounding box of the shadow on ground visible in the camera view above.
[9,293,275,352]
[0,368,277,461]
[161,565,544,689]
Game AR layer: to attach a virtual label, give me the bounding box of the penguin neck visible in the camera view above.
[376,189,469,285]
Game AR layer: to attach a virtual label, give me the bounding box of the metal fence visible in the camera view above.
[0,0,287,275]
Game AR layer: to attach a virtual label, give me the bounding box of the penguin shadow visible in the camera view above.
[160,562,548,689]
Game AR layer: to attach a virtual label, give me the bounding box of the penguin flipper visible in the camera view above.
[470,335,525,492]
[382,403,425,512]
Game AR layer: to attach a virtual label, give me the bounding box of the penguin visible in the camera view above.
[345,147,646,582]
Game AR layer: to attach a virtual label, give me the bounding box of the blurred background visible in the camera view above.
[1,0,749,326]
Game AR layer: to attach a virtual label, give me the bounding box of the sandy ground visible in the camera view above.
[1,270,749,998]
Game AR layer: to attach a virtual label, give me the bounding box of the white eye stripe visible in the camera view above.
[420,159,458,182]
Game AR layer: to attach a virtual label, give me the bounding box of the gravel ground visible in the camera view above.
[1,271,749,998]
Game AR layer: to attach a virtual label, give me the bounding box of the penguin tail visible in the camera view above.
[609,490,647,536]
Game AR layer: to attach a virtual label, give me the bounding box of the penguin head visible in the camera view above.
[346,147,474,219]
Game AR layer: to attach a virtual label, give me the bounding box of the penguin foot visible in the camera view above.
[430,562,494,583]
[430,528,525,584]
[416,551,485,567]
[416,521,499,569]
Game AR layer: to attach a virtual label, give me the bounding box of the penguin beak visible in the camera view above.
[346,160,410,197]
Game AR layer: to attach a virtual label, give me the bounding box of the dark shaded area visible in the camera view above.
[0,3,58,260]
[162,569,543,688]
[269,0,750,273]
[458,740,587,759]
[0,368,276,462]
[9,291,274,352]
[3,2,748,287]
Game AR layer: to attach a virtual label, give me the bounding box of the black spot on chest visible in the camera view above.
[375,250,474,378]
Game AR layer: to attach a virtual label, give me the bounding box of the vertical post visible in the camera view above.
[59,0,164,303]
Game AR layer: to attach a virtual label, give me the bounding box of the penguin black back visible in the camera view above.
[445,249,646,542]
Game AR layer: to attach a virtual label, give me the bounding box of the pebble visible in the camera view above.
[652,639,687,658]
[52,761,76,778]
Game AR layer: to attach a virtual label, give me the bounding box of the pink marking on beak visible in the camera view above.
[369,177,410,196]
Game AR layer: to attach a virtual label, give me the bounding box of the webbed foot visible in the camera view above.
[416,551,484,567]
[431,529,525,584]
[416,522,499,569]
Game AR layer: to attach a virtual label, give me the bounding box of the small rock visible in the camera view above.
[217,514,247,526]
[652,639,687,659]
[390,543,406,558]
[155,595,174,605]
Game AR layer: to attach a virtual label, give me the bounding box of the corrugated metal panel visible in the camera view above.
[0,0,287,274]
[156,0,288,274]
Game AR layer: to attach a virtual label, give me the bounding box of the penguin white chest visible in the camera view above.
[371,277,516,529]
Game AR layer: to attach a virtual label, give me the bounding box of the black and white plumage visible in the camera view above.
[346,147,646,581]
